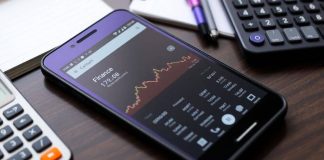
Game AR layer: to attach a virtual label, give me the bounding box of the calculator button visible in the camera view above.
[260,19,276,29]
[3,104,24,120]
[4,136,23,153]
[8,148,32,160]
[300,26,320,41]
[305,3,320,13]
[294,15,310,26]
[233,0,248,8]
[238,9,253,19]
[267,0,281,5]
[249,32,265,45]
[272,6,287,16]
[266,29,284,44]
[33,136,52,153]
[14,114,33,130]
[0,125,13,141]
[277,17,293,27]
[41,147,62,160]
[311,14,324,24]
[243,20,259,31]
[23,125,42,141]
[288,4,303,14]
[283,28,302,43]
[255,7,270,18]
[250,0,264,7]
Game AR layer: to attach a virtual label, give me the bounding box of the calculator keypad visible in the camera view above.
[1,103,68,160]
[0,71,71,160]
[223,0,324,57]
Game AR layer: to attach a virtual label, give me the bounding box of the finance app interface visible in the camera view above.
[62,20,266,158]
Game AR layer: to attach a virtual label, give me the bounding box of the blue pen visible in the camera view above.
[187,0,209,38]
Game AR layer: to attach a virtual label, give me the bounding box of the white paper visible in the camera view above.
[130,0,196,29]
[130,0,234,37]
[207,0,234,37]
[0,0,112,72]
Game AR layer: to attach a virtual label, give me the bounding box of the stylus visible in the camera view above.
[201,0,219,40]
[187,0,209,38]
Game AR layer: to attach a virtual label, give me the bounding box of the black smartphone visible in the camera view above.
[41,10,287,160]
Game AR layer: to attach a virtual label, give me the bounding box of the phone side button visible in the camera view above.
[236,122,258,142]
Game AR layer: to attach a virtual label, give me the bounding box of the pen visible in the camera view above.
[201,0,219,39]
[187,0,209,38]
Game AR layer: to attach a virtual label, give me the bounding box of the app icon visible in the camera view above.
[222,114,236,125]
[197,137,208,147]
[247,94,256,102]
[166,45,176,52]
[210,127,221,134]
[235,105,244,112]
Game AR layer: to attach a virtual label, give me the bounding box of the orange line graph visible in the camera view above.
[126,56,192,114]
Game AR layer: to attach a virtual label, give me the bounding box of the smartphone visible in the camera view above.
[41,10,287,160]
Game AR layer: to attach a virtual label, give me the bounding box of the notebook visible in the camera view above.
[0,0,112,79]
[129,0,234,38]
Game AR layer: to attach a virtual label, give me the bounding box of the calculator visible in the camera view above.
[0,71,71,160]
[222,0,324,59]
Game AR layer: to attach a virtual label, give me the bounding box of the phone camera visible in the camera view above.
[166,45,176,52]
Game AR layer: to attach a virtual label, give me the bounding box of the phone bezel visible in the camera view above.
[41,10,287,160]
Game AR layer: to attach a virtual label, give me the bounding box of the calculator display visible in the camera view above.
[0,80,14,107]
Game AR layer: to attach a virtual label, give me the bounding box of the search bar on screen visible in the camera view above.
[67,22,146,79]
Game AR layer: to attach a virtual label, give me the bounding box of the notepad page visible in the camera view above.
[207,0,234,37]
[0,0,112,73]
[130,0,234,38]
[130,0,196,29]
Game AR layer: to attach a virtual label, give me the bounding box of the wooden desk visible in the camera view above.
[13,0,324,159]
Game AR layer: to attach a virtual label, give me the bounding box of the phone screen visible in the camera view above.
[54,19,269,159]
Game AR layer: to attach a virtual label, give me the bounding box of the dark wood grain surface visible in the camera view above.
[13,0,324,159]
